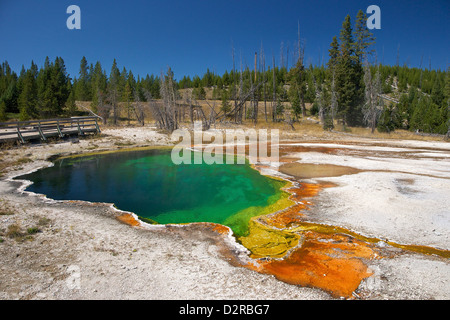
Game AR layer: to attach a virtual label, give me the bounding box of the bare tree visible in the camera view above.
[313,76,325,125]
[142,68,178,132]
[215,81,262,123]
[363,61,383,133]
[133,91,145,126]
[144,90,164,129]
[192,98,215,130]
[252,51,258,124]
[396,44,400,67]
[96,90,110,125]
[158,67,178,132]
[187,89,194,124]
[272,55,278,122]
[330,71,338,125]
[280,41,285,69]
[231,42,237,123]
[260,43,268,122]
[107,78,119,125]
[297,22,306,118]
[238,54,244,123]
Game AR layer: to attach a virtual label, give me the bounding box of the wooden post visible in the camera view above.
[37,121,46,141]
[16,125,25,144]
[94,118,101,133]
[77,119,84,135]
[57,120,64,138]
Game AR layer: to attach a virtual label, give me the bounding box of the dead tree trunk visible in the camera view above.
[249,66,255,123]
[330,71,338,125]
[107,82,119,126]
[143,68,179,132]
[272,55,276,122]
[262,46,267,122]
[159,68,178,132]
[297,22,307,118]
[133,91,145,126]
[363,61,383,133]
[97,90,110,125]
[254,52,258,124]
[215,82,262,122]
[238,57,244,123]
[232,44,237,124]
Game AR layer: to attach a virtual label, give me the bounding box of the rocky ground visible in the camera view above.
[275,139,450,299]
[0,125,448,300]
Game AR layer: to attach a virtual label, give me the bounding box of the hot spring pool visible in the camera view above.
[17,148,286,237]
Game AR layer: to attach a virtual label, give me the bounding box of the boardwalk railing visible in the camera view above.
[0,116,101,144]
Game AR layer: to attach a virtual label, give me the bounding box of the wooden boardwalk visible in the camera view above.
[0,116,101,144]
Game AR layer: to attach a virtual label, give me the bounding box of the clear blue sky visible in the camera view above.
[0,0,448,81]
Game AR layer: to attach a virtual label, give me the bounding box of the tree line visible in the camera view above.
[1,9,448,135]
[0,57,162,123]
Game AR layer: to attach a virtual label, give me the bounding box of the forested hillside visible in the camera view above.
[1,10,448,135]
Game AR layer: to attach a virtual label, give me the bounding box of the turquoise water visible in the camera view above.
[18,148,284,235]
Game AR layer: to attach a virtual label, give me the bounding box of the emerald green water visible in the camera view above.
[18,148,285,236]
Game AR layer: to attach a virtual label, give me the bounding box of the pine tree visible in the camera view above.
[336,15,356,125]
[36,57,51,117]
[221,89,231,114]
[397,93,410,129]
[445,68,450,137]
[202,68,214,87]
[122,71,135,124]
[0,61,19,114]
[75,56,91,101]
[35,57,69,118]
[193,86,206,100]
[377,105,400,133]
[0,100,6,121]
[151,75,161,99]
[275,98,284,120]
[410,97,428,132]
[107,59,121,125]
[52,57,70,116]
[178,75,192,89]
[287,58,306,119]
[431,76,444,106]
[445,67,450,104]
[288,82,301,119]
[65,82,77,116]
[354,10,376,62]
[18,66,38,120]
[118,67,128,101]
[335,15,363,126]
[327,36,340,73]
[90,61,107,113]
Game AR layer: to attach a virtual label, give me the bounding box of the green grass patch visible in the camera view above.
[27,227,40,235]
